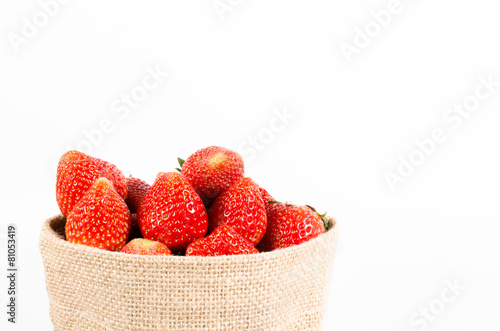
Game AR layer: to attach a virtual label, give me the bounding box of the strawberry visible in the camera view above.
[208,177,267,246]
[125,177,150,213]
[138,172,208,253]
[56,150,127,216]
[257,203,326,252]
[65,177,131,251]
[120,238,173,256]
[180,146,244,206]
[186,225,258,256]
[259,186,275,207]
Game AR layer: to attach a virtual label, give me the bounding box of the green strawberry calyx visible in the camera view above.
[175,157,185,173]
[305,205,328,230]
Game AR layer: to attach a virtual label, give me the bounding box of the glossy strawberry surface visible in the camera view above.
[186,225,258,256]
[181,146,244,206]
[120,238,172,256]
[125,177,150,213]
[258,203,325,252]
[56,151,127,216]
[208,177,267,246]
[138,172,208,253]
[65,177,131,251]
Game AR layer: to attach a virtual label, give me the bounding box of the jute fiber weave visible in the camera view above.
[40,214,338,331]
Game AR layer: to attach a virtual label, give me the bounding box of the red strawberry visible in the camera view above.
[138,172,208,253]
[65,177,131,251]
[180,146,244,206]
[208,177,267,246]
[56,151,127,216]
[259,186,275,207]
[120,238,173,256]
[186,225,258,256]
[125,177,150,213]
[257,203,326,252]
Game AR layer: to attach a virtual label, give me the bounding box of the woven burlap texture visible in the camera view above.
[40,214,338,331]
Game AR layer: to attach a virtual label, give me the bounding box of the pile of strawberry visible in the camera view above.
[56,146,327,256]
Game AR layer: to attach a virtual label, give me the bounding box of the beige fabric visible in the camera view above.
[39,214,338,331]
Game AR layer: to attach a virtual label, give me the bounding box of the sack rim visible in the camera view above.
[40,213,337,263]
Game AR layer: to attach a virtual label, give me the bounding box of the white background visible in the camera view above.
[1,0,500,330]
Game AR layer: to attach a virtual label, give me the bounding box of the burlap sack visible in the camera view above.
[39,214,338,331]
